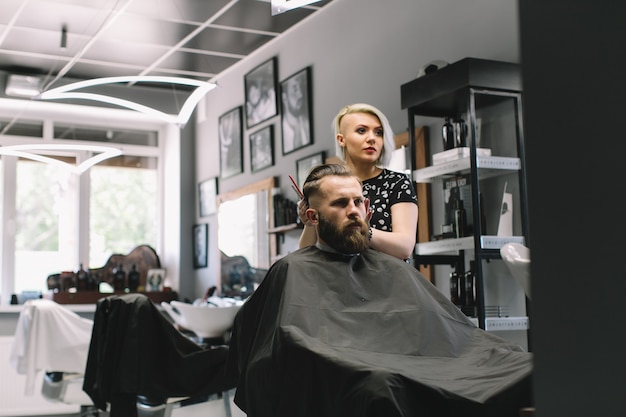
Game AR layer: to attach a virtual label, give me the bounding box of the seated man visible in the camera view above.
[227,164,533,417]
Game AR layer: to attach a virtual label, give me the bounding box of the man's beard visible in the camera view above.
[318,213,370,254]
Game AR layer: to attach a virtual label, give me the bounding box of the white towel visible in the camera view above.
[9,299,93,395]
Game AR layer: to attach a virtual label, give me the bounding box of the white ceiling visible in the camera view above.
[0,0,332,92]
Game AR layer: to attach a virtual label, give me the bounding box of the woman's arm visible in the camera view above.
[297,199,317,248]
[368,202,418,260]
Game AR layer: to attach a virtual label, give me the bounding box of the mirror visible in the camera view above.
[217,177,276,298]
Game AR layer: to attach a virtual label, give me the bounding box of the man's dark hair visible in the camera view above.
[302,164,359,205]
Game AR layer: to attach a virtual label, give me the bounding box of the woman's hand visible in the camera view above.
[297,199,313,227]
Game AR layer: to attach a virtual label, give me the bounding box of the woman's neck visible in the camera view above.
[347,160,381,181]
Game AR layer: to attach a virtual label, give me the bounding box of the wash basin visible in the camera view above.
[161,299,242,339]
[500,242,531,299]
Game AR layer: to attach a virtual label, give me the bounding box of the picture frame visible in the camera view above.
[145,268,166,292]
[218,106,243,178]
[249,125,274,172]
[198,177,218,217]
[193,223,208,269]
[244,57,278,128]
[280,66,313,155]
[296,151,325,189]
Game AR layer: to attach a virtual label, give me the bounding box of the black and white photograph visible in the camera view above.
[145,269,166,292]
[244,57,278,128]
[193,223,208,269]
[249,125,274,172]
[281,67,312,155]
[219,106,243,178]
[296,151,325,189]
[198,177,218,217]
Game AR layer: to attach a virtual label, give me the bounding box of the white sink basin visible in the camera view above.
[161,300,242,338]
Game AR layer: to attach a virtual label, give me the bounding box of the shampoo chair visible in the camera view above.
[83,293,237,417]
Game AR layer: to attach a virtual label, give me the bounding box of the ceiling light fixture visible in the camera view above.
[37,76,217,126]
[270,0,322,15]
[5,74,43,98]
[0,144,122,175]
[60,24,68,49]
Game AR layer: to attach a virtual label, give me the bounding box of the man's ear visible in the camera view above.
[305,208,319,225]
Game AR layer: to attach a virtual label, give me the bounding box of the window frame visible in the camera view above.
[0,99,176,305]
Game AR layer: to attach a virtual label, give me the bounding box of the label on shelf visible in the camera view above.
[432,147,492,165]
[480,235,525,249]
[484,317,529,331]
[415,236,474,255]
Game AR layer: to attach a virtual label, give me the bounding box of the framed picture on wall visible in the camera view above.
[280,66,313,155]
[193,223,208,269]
[219,106,243,178]
[198,177,218,217]
[244,57,278,128]
[249,125,274,172]
[146,269,166,292]
[296,151,325,189]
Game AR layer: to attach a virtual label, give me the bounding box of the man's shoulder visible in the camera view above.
[274,245,319,264]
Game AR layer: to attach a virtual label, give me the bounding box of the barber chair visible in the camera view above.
[10,299,95,410]
[500,242,531,299]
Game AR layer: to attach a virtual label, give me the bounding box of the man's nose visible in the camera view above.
[346,201,362,218]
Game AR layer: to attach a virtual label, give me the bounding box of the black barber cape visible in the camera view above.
[83,293,237,417]
[227,246,533,417]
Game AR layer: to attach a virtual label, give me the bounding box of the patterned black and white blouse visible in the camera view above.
[362,169,418,232]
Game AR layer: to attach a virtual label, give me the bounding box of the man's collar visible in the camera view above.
[315,242,360,257]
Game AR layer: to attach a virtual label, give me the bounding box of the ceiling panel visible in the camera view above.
[183,27,274,56]
[0,0,333,90]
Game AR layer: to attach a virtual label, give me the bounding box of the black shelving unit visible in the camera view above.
[401,58,530,332]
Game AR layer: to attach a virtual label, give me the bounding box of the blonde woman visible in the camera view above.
[298,103,418,260]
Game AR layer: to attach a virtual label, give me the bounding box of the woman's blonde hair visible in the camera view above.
[333,103,396,167]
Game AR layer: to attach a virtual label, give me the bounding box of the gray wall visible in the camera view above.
[193,0,521,295]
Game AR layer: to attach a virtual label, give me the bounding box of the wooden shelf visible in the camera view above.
[267,223,301,234]
[52,290,178,305]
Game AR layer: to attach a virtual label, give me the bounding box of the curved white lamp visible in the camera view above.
[0,144,122,175]
[38,76,217,126]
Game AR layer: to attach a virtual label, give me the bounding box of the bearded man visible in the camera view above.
[227,164,533,417]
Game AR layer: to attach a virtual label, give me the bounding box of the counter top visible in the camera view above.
[0,304,96,314]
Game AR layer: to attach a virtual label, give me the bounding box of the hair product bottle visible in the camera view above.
[449,269,461,306]
[454,199,467,238]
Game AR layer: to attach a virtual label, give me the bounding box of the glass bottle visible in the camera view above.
[442,117,455,150]
[464,261,476,308]
[76,263,89,291]
[449,269,461,306]
[113,263,126,292]
[454,199,467,238]
[127,264,140,292]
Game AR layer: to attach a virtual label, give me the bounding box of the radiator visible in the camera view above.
[0,336,80,416]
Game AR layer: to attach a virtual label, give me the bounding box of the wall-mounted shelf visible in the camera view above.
[414,156,520,183]
[401,58,529,334]
[415,235,525,255]
[267,223,300,234]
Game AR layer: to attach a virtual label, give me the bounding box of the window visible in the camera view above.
[1,117,162,302]
[89,156,158,267]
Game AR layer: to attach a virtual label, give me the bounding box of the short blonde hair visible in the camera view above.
[333,103,396,167]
